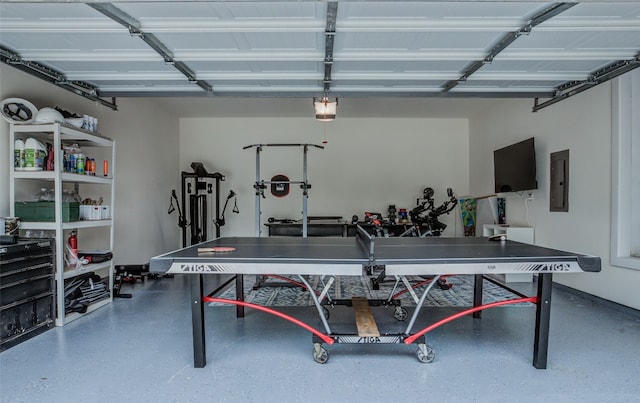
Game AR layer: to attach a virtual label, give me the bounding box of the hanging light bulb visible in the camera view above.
[313,97,338,121]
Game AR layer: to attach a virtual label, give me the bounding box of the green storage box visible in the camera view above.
[14,201,80,222]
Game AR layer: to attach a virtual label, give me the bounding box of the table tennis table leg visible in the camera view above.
[472,274,483,318]
[191,274,206,368]
[533,273,553,369]
[235,274,245,318]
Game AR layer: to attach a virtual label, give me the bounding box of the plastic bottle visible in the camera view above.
[69,190,81,203]
[76,153,85,174]
[24,138,47,171]
[45,189,54,201]
[33,188,48,201]
[69,153,76,173]
[14,139,25,170]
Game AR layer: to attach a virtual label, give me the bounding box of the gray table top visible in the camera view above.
[150,236,600,274]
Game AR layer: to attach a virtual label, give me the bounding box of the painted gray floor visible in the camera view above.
[1,274,639,403]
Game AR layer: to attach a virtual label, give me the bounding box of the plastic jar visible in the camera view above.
[24,137,47,171]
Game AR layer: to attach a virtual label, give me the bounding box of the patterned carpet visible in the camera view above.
[212,274,533,308]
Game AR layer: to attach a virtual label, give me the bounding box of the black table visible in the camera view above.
[264,221,434,237]
[150,228,600,368]
[265,221,348,237]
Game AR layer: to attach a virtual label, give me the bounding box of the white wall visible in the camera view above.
[0,66,180,264]
[469,80,640,310]
[179,117,469,237]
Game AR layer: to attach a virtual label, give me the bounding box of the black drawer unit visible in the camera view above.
[1,239,55,352]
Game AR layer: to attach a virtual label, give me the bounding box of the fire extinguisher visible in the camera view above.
[68,231,78,256]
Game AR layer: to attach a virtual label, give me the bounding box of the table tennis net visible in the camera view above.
[354,224,375,263]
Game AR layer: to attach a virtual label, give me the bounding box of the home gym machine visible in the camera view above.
[360,187,459,290]
[169,162,238,248]
[409,187,458,237]
[243,143,324,290]
[243,143,324,238]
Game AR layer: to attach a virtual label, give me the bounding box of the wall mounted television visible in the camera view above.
[493,137,538,193]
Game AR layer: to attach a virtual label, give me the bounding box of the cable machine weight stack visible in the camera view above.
[243,144,324,237]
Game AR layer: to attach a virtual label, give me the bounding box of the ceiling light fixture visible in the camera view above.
[313,97,338,121]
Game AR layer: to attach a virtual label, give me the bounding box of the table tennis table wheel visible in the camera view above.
[416,343,435,364]
[394,306,408,321]
[313,343,329,364]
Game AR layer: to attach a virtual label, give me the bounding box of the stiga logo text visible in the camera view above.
[518,263,574,272]
[169,264,234,274]
[181,264,219,272]
[358,336,381,344]
[547,263,571,272]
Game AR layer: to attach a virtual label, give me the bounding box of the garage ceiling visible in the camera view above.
[1,1,639,111]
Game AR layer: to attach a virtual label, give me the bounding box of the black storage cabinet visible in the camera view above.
[1,238,56,351]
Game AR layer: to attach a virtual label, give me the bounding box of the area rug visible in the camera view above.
[211,275,533,308]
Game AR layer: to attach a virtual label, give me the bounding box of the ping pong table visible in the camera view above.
[150,226,600,368]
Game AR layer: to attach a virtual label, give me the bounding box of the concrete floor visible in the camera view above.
[1,274,639,403]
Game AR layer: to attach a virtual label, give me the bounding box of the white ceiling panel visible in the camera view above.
[1,32,150,53]
[336,1,546,23]
[509,31,640,52]
[479,59,609,75]
[208,79,319,87]
[335,60,469,74]
[121,1,321,19]
[0,2,113,22]
[457,79,567,89]
[188,60,320,73]
[91,78,192,86]
[540,2,640,22]
[335,31,504,52]
[0,1,638,108]
[40,61,180,83]
[149,31,321,51]
[155,32,245,51]
[333,79,447,88]
[96,84,204,94]
[39,60,174,73]
[205,83,322,93]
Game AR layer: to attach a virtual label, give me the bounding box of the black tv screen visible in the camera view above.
[493,137,537,193]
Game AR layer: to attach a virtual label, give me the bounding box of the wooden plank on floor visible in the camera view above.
[352,297,380,337]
